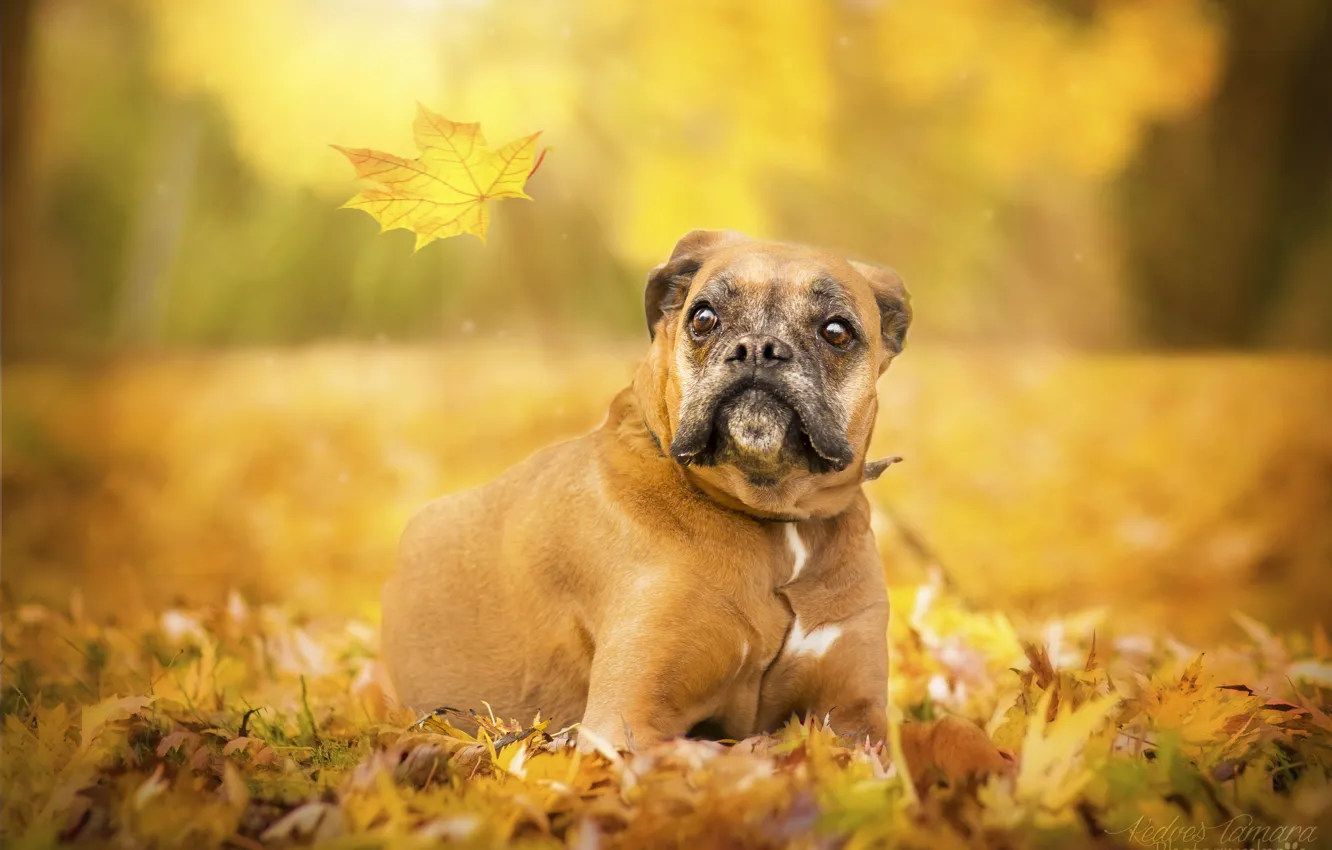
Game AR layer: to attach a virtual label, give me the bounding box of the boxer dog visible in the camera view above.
[383,230,1007,779]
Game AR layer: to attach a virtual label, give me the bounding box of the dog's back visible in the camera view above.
[382,434,607,725]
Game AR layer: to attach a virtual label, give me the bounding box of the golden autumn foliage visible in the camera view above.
[135,0,1223,264]
[3,579,1330,848]
[3,346,1331,846]
[3,5,1326,842]
[23,0,1315,361]
[5,0,1331,842]
[6,347,1329,634]
[335,106,545,248]
[875,0,1221,179]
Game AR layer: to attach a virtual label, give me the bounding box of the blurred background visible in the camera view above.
[3,0,1330,640]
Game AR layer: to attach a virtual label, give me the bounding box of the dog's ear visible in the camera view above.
[850,260,912,364]
[645,230,750,339]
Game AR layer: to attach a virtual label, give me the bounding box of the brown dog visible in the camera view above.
[383,230,1005,775]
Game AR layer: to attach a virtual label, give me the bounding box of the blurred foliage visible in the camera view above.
[4,347,1330,641]
[4,0,1331,355]
[3,3,1332,841]
[3,577,1331,847]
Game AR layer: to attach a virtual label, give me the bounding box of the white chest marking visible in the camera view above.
[784,524,808,583]
[785,616,842,659]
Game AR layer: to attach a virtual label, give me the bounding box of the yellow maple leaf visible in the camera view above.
[1013,690,1120,812]
[79,694,157,755]
[335,104,545,249]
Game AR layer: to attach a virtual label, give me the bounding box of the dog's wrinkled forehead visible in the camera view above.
[645,230,910,362]
[693,243,870,300]
[689,251,872,330]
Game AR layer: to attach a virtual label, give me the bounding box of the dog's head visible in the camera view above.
[635,230,911,518]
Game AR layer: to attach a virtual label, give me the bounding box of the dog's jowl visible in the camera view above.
[384,229,937,752]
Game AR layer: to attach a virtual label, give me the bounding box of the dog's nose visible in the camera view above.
[726,334,793,368]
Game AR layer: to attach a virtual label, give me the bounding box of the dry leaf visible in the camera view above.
[6,584,1331,849]
[335,104,545,249]
[79,695,157,755]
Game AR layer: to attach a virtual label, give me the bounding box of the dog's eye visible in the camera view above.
[690,305,719,336]
[820,319,854,348]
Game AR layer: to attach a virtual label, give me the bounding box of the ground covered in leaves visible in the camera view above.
[3,581,1330,849]
[3,349,1331,847]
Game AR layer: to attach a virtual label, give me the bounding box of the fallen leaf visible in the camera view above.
[79,695,156,755]
[261,802,343,843]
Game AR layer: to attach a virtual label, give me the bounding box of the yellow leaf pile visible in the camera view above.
[335,105,545,249]
[3,583,1330,848]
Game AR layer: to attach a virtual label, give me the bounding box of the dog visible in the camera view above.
[383,230,1008,778]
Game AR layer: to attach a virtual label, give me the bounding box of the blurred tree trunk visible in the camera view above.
[0,2,31,207]
[1119,0,1332,348]
[2,0,36,358]
[116,99,203,345]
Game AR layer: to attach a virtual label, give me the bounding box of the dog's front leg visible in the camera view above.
[801,601,891,743]
[755,597,890,743]
[578,591,746,751]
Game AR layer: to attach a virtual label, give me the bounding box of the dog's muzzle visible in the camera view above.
[670,372,854,474]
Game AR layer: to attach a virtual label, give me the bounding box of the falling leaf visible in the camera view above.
[335,104,545,249]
